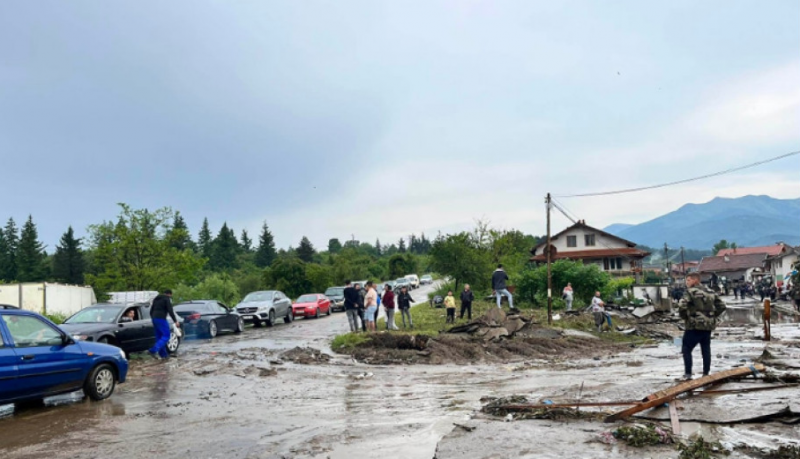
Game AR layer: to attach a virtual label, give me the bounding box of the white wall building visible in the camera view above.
[0,283,97,316]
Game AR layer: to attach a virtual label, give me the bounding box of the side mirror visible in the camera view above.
[61,334,74,346]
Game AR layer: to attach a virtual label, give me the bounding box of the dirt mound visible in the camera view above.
[280,347,332,364]
[346,331,628,365]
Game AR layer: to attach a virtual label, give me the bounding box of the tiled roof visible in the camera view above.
[530,247,650,262]
[717,245,787,257]
[698,253,767,273]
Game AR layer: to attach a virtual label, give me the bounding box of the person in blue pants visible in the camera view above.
[148,289,180,359]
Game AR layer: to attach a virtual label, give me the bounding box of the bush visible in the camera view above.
[173,273,241,305]
[44,312,68,324]
[514,260,612,308]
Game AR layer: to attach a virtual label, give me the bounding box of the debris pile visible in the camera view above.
[279,347,332,364]
[611,423,673,447]
[447,308,534,342]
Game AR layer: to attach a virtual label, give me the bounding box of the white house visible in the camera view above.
[530,221,650,275]
[766,246,799,286]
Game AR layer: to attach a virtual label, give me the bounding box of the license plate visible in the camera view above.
[244,315,254,319]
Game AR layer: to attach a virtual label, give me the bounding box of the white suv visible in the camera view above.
[405,274,420,289]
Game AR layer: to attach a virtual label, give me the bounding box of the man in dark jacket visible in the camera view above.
[492,264,513,309]
[397,286,415,329]
[148,289,179,359]
[460,284,474,320]
[382,285,398,330]
[343,280,360,332]
[356,283,367,332]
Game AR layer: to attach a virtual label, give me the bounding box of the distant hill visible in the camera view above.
[605,195,800,250]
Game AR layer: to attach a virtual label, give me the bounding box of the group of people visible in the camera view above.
[342,280,415,332]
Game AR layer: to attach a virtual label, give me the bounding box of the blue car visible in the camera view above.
[0,305,129,405]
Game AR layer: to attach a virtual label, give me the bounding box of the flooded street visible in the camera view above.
[2,293,799,458]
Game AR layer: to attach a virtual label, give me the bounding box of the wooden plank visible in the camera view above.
[668,402,681,435]
[604,364,766,423]
[502,401,640,410]
[695,383,797,396]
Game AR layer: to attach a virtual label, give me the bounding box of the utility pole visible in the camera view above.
[664,243,672,285]
[680,246,686,279]
[546,193,553,325]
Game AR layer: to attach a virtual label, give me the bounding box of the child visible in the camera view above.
[444,291,456,324]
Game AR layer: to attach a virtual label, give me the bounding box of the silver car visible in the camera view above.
[235,290,293,327]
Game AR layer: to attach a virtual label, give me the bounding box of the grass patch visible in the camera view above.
[331,333,370,352]
[44,312,68,324]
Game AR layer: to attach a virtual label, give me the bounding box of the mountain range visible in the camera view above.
[604,195,800,250]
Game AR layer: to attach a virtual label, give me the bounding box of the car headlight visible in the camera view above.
[119,349,127,360]
[72,334,88,341]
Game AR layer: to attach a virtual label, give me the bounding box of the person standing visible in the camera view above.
[397,286,415,329]
[492,264,513,309]
[343,280,360,333]
[148,289,180,359]
[591,291,606,333]
[382,284,398,330]
[356,283,367,332]
[679,272,727,380]
[562,283,574,311]
[459,284,474,320]
[444,291,456,324]
[363,281,378,332]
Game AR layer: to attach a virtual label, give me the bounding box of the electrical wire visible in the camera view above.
[557,150,800,198]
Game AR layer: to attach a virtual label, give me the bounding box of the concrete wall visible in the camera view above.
[0,283,96,315]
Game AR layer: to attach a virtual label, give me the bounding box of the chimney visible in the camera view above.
[724,255,730,263]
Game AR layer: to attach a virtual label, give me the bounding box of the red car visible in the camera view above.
[292,294,332,319]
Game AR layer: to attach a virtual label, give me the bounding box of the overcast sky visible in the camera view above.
[1,1,799,251]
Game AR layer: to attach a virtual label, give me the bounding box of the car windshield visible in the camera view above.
[422,275,432,280]
[325,287,344,296]
[174,304,203,312]
[242,292,274,302]
[66,307,121,324]
[296,295,317,303]
[396,279,408,283]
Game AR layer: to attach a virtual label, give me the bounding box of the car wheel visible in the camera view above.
[326,306,331,316]
[235,317,244,333]
[267,310,276,327]
[284,309,293,324]
[84,363,116,401]
[208,320,218,338]
[167,332,181,354]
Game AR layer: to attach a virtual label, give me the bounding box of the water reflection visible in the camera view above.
[721,307,800,325]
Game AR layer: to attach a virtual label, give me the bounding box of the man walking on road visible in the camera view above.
[397,286,414,329]
[492,264,513,309]
[679,273,727,380]
[148,289,179,359]
[343,281,360,333]
[460,284,474,320]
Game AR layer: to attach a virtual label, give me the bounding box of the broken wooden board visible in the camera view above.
[500,401,639,410]
[668,402,681,435]
[604,364,766,423]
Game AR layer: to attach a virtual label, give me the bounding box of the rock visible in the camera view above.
[193,365,219,376]
[485,307,507,326]
[258,367,278,377]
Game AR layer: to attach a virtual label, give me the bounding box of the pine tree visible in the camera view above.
[296,236,316,263]
[197,218,212,258]
[255,222,277,267]
[210,222,239,271]
[398,237,407,253]
[375,238,382,257]
[168,211,195,251]
[16,215,47,282]
[240,229,253,253]
[1,218,19,281]
[52,226,85,284]
[0,228,9,282]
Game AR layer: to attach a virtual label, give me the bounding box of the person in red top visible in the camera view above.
[382,284,398,330]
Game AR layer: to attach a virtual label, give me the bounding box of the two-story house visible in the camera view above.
[529,221,651,276]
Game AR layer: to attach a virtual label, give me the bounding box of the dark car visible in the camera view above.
[324,287,346,312]
[174,300,244,338]
[0,305,129,405]
[59,303,181,356]
[234,291,293,327]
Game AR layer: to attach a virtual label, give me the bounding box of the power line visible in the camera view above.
[557,150,800,198]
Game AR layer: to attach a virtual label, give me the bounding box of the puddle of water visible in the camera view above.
[720,306,799,325]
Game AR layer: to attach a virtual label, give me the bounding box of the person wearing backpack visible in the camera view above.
[678,273,727,380]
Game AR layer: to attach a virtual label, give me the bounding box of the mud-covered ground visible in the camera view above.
[1,291,799,459]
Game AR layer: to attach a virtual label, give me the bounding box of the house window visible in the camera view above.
[616,258,623,270]
[567,236,577,248]
[585,234,596,246]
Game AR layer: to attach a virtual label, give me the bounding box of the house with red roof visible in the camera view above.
[530,221,650,277]
[697,252,768,283]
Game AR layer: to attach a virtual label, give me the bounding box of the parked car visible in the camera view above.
[0,305,129,405]
[235,291,293,327]
[324,286,346,312]
[406,274,420,289]
[60,303,181,356]
[174,300,244,338]
[292,294,331,319]
[384,281,397,291]
[394,278,412,292]
[430,295,445,308]
[420,275,434,285]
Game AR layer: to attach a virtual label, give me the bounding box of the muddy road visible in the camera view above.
[2,293,798,459]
